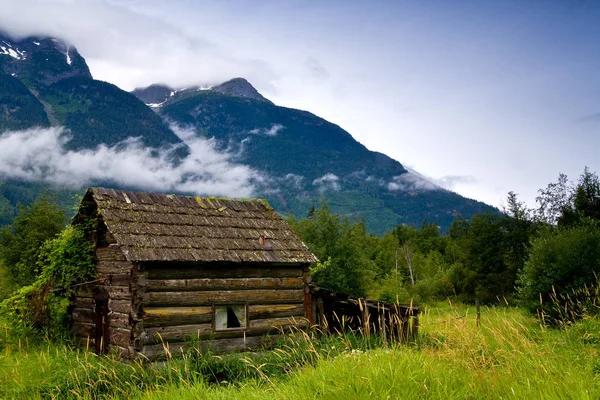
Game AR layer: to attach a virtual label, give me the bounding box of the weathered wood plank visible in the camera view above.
[146,266,302,280]
[108,312,130,329]
[146,277,303,292]
[96,245,126,261]
[249,316,308,332]
[97,260,132,274]
[144,323,212,344]
[108,327,131,348]
[74,298,94,309]
[143,317,307,344]
[107,286,131,300]
[109,299,133,314]
[141,335,275,359]
[143,306,212,327]
[145,289,304,306]
[248,304,305,320]
[72,308,94,322]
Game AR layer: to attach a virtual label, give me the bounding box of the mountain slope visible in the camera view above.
[134,84,494,233]
[0,32,184,151]
[0,32,496,234]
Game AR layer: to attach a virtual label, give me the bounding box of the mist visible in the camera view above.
[0,125,260,198]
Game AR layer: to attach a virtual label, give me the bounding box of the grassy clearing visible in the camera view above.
[1,303,599,399]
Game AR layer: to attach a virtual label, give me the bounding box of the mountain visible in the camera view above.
[0,32,496,234]
[131,82,494,233]
[0,32,183,151]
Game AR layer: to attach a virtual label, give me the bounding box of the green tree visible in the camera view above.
[0,193,67,287]
[518,220,600,319]
[288,204,376,297]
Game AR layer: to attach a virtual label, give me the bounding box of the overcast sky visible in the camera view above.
[1,0,599,208]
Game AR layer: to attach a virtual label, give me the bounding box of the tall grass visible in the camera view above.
[1,304,599,399]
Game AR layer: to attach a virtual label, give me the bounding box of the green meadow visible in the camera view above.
[1,302,598,399]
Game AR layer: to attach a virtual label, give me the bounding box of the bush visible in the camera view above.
[518,220,600,322]
[0,226,94,339]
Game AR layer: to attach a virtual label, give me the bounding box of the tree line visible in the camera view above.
[288,167,600,321]
[0,168,598,338]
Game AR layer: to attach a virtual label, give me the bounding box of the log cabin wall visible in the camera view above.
[72,227,136,356]
[71,188,319,359]
[138,262,309,359]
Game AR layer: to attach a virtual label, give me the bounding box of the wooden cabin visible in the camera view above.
[71,188,318,359]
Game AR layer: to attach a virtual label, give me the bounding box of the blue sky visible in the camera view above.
[1,0,599,208]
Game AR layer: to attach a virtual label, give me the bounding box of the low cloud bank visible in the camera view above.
[249,124,284,136]
[0,126,260,198]
[313,173,340,191]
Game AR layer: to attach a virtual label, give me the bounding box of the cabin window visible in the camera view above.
[214,305,247,331]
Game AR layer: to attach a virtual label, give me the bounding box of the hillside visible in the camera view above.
[0,32,496,234]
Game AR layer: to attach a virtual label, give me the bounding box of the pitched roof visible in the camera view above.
[83,187,318,264]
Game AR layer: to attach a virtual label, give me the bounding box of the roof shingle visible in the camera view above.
[85,188,318,264]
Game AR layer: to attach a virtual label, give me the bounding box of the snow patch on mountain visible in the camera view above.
[0,40,25,60]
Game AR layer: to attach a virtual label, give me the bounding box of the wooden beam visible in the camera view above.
[248,304,305,320]
[143,306,212,327]
[145,289,304,307]
[146,266,302,280]
[146,277,303,292]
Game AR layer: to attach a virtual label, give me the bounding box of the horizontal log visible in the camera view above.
[108,327,132,348]
[74,297,94,309]
[143,317,307,344]
[146,277,303,292]
[76,285,106,299]
[73,308,94,322]
[143,306,212,327]
[108,312,131,329]
[109,299,133,314]
[97,260,132,275]
[104,274,132,286]
[144,323,212,344]
[146,266,302,280]
[145,289,304,307]
[96,245,126,261]
[107,286,132,300]
[248,304,306,320]
[141,335,275,359]
[249,317,307,333]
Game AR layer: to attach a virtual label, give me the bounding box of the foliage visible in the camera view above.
[0,193,67,287]
[518,219,600,320]
[288,204,376,297]
[0,225,95,339]
[1,305,599,399]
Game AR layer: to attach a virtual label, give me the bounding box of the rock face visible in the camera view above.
[212,78,272,103]
[131,84,174,105]
[0,32,92,86]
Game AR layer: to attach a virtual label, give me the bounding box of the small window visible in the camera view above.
[214,305,247,331]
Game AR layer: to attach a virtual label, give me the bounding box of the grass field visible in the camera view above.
[1,302,598,399]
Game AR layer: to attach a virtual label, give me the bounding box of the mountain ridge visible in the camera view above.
[0,32,497,234]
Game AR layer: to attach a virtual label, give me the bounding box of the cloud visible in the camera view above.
[387,171,440,192]
[312,173,340,191]
[0,125,260,198]
[249,124,285,137]
[283,173,304,189]
[0,0,278,91]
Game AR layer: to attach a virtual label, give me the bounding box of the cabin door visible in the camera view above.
[94,299,109,353]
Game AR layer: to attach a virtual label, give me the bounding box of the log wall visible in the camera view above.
[139,262,309,358]
[71,238,136,357]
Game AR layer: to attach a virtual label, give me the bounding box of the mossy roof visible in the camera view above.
[84,187,318,264]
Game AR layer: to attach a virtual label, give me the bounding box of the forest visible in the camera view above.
[0,168,598,399]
